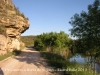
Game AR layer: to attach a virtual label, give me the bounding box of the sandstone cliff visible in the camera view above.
[0,0,30,55]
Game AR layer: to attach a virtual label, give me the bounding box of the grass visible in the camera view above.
[0,45,25,61]
[0,52,13,61]
[0,50,21,61]
[65,62,94,75]
[41,51,67,69]
[40,51,100,75]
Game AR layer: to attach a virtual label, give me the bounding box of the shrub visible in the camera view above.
[12,50,21,56]
[41,52,67,68]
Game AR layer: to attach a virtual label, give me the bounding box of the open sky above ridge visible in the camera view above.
[12,0,94,37]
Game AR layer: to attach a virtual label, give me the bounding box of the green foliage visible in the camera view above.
[69,0,100,57]
[41,52,66,68]
[66,63,94,75]
[40,51,96,75]
[0,52,13,61]
[34,31,98,75]
[0,50,21,61]
[34,31,71,56]
[12,50,21,56]
[21,36,36,46]
[69,0,100,38]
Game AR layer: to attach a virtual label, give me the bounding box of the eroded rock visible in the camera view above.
[0,0,30,55]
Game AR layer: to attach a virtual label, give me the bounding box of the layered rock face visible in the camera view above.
[0,0,29,55]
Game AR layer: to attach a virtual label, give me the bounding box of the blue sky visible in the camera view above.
[12,0,94,36]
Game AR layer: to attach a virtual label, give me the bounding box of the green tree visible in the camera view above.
[34,31,71,57]
[69,0,100,57]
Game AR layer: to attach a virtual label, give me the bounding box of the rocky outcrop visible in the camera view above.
[0,35,7,55]
[0,0,29,55]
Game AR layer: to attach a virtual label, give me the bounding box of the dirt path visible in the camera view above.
[0,47,54,75]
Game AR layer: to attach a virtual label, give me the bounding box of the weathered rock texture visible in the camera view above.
[0,0,29,55]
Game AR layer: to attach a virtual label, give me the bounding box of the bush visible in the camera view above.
[34,31,71,57]
[0,50,22,61]
[41,51,97,75]
[41,52,67,68]
[12,50,21,56]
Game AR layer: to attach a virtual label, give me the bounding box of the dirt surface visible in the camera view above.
[0,47,54,75]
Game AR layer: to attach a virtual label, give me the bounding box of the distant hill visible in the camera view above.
[21,35,36,46]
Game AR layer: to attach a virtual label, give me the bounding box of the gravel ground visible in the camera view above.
[0,47,54,75]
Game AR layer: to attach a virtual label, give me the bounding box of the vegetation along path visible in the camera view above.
[0,47,54,75]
